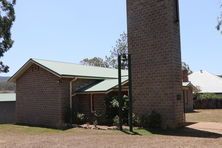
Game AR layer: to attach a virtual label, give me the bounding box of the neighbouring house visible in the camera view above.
[189,70,222,109]
[9,58,195,128]
[189,70,222,94]
[9,58,128,128]
[0,93,16,123]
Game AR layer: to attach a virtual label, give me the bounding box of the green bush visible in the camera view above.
[148,111,162,128]
[140,114,150,128]
[198,93,222,99]
[76,113,88,125]
[92,111,108,126]
[104,95,129,126]
[140,111,162,129]
[132,113,141,127]
[113,115,120,126]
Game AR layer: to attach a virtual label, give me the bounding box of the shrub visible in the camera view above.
[113,115,120,126]
[198,93,222,99]
[104,96,119,125]
[140,114,150,128]
[76,113,88,125]
[148,111,162,128]
[92,111,107,126]
[139,111,162,129]
[132,113,141,127]
[104,95,129,126]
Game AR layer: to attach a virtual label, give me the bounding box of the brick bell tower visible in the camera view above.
[127,0,184,128]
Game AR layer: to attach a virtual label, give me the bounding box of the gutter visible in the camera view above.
[69,78,78,124]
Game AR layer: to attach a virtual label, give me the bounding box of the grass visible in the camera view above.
[0,110,221,147]
[0,124,62,134]
[186,109,222,123]
[0,109,221,136]
[122,128,153,136]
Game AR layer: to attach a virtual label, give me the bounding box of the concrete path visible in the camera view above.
[187,122,222,134]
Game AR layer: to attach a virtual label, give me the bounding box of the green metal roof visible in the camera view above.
[83,77,128,92]
[0,93,16,102]
[9,58,128,82]
[33,59,128,79]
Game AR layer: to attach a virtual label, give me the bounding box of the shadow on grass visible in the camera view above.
[186,110,201,114]
[148,127,221,139]
[121,129,142,135]
[122,124,222,139]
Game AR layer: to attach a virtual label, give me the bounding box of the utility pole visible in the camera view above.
[118,54,123,131]
[128,54,133,132]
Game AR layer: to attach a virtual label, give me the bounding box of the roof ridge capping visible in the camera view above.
[197,70,222,81]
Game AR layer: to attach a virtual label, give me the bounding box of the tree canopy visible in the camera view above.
[217,2,222,32]
[0,0,16,73]
[105,32,128,69]
[80,32,192,72]
[80,32,128,69]
[80,57,108,68]
[182,62,192,74]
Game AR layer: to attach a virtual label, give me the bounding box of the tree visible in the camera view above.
[0,0,16,73]
[80,57,108,67]
[217,3,222,32]
[182,62,192,74]
[81,32,128,69]
[105,32,128,69]
[81,32,191,72]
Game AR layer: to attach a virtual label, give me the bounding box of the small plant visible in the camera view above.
[113,115,120,126]
[132,113,141,127]
[110,97,119,108]
[140,111,162,129]
[92,111,104,127]
[140,114,150,128]
[104,95,129,126]
[76,113,88,125]
[148,111,162,129]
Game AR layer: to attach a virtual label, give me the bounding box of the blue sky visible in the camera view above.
[1,0,222,76]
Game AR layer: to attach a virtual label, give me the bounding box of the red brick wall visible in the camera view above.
[16,64,70,128]
[0,101,15,123]
[183,88,193,112]
[77,94,91,116]
[76,94,106,117]
[127,0,184,128]
[182,70,189,82]
[93,94,106,113]
[16,64,101,128]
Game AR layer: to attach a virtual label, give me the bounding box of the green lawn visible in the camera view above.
[0,124,62,135]
[1,109,221,136]
[0,116,221,148]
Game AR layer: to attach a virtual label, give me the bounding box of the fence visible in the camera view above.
[194,99,222,109]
